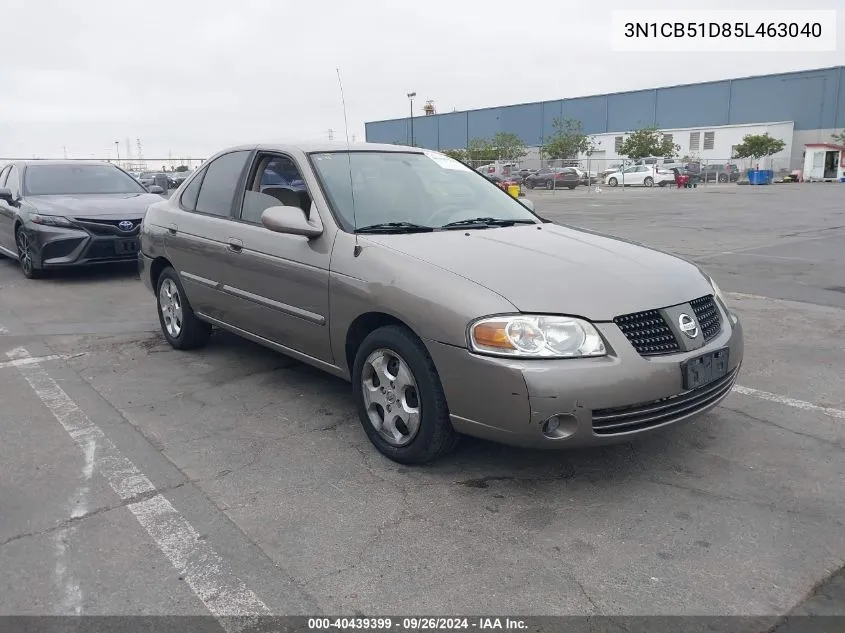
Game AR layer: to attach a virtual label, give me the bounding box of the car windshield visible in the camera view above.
[24,164,148,195]
[309,151,538,230]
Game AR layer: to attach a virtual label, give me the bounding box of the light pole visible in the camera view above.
[114,141,120,166]
[407,92,416,146]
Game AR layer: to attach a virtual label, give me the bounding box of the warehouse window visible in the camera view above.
[689,132,701,152]
[614,136,623,152]
[703,131,715,150]
[663,133,673,146]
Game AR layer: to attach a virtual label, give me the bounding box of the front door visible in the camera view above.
[219,152,335,364]
[0,166,21,256]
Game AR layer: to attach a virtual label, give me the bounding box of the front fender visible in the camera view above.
[328,231,516,374]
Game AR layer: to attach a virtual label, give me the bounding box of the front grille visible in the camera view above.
[690,295,722,342]
[613,310,680,356]
[592,366,738,435]
[72,218,142,236]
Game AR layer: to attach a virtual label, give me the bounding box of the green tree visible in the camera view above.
[442,148,468,162]
[732,133,786,160]
[466,138,498,163]
[830,130,845,145]
[618,127,680,160]
[541,118,595,160]
[490,132,527,163]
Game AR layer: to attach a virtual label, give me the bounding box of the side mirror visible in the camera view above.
[261,205,323,238]
[521,198,535,212]
[0,188,14,205]
[148,185,165,194]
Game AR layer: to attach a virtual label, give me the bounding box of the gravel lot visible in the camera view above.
[1,183,843,628]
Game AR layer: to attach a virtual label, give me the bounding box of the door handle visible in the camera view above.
[227,237,243,253]
[166,223,178,234]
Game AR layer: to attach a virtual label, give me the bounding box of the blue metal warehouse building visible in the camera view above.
[365,66,845,168]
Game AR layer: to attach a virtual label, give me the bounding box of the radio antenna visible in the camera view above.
[336,68,360,256]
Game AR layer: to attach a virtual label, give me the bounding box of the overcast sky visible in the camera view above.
[0,0,842,161]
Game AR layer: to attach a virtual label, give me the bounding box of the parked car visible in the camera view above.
[0,161,164,278]
[699,164,740,183]
[604,165,674,187]
[139,172,171,192]
[485,174,523,196]
[139,142,743,464]
[574,168,599,186]
[523,167,580,189]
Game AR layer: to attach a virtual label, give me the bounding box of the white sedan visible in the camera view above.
[604,165,675,187]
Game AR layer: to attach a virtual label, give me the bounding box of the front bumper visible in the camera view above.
[427,305,744,449]
[24,219,141,268]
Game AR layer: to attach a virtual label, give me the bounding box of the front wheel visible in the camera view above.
[353,325,459,464]
[525,180,534,189]
[608,177,618,187]
[644,177,654,188]
[545,179,554,190]
[567,185,576,190]
[156,267,212,350]
[718,174,728,183]
[16,226,42,279]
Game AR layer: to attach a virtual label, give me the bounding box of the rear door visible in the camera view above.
[220,151,335,363]
[161,150,253,321]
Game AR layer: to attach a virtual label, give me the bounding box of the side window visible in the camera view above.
[239,154,311,225]
[6,167,20,197]
[179,168,205,211]
[194,151,251,217]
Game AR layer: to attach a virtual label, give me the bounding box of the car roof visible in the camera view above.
[11,159,118,168]
[218,141,428,155]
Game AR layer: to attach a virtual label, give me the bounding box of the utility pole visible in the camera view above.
[62,146,68,159]
[114,141,120,165]
[407,92,416,146]
[351,133,357,143]
[327,129,335,140]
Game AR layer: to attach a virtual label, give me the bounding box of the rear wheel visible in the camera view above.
[156,267,212,350]
[644,177,654,188]
[16,226,42,279]
[608,177,618,187]
[718,173,728,183]
[567,185,576,190]
[352,325,459,464]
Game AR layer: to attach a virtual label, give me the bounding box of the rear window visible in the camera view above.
[24,164,147,195]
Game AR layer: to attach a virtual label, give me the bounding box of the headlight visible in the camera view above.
[31,214,74,227]
[469,315,606,358]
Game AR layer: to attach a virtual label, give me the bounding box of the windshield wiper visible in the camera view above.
[440,217,537,229]
[355,221,435,234]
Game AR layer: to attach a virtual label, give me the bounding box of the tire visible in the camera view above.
[16,226,42,279]
[567,185,576,190]
[525,180,534,189]
[608,177,618,187]
[718,174,728,183]
[644,177,654,188]
[156,267,212,350]
[352,325,459,465]
[545,179,554,190]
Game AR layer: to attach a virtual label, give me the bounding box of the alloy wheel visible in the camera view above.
[361,348,421,447]
[159,278,183,338]
[16,229,33,276]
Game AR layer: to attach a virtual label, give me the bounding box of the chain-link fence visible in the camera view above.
[466,155,807,186]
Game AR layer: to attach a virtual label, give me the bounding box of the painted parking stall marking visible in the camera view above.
[732,384,845,420]
[6,346,272,630]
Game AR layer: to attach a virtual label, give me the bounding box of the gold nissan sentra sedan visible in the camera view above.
[139,143,743,464]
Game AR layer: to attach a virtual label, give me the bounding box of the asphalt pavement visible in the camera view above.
[0,182,843,630]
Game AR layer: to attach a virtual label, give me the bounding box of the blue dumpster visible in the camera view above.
[747,169,773,185]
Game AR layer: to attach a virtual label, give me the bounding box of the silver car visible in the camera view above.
[139,143,744,464]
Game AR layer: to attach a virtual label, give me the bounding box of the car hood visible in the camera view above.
[28,193,160,219]
[361,223,712,321]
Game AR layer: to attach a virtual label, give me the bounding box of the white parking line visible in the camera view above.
[0,354,61,369]
[733,384,845,420]
[6,347,272,629]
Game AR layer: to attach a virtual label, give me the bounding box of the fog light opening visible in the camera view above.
[541,414,576,440]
